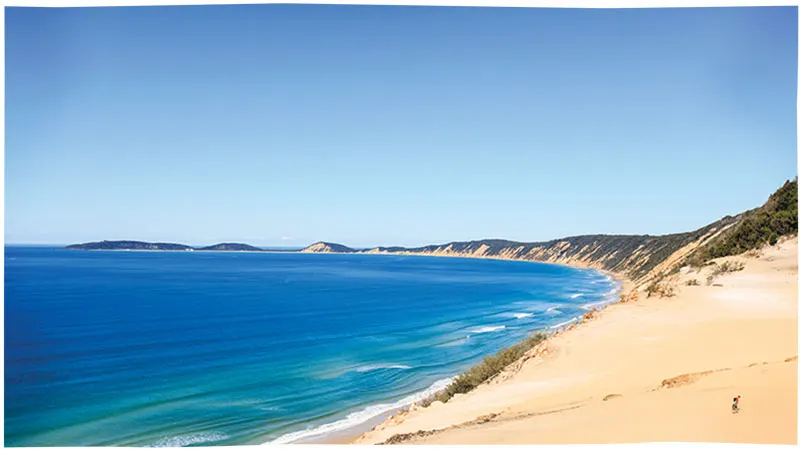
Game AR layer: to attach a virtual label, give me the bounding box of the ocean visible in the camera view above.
[4,246,620,446]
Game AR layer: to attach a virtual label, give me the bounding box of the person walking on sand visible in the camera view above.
[732,395,741,414]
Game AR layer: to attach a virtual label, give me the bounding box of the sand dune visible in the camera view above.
[353,237,798,445]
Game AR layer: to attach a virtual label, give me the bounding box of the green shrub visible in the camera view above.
[769,232,779,246]
[698,179,797,262]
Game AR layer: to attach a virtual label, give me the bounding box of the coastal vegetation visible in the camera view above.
[688,178,798,265]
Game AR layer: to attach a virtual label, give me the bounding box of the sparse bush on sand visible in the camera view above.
[714,261,745,275]
[686,279,700,286]
[645,273,676,298]
[705,260,745,285]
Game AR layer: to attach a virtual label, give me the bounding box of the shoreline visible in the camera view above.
[264,259,629,445]
[350,237,798,445]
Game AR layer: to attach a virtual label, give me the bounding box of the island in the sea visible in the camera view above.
[65,240,274,252]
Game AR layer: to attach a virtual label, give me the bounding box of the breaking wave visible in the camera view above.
[471,325,506,333]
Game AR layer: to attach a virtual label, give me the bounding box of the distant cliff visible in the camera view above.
[300,217,739,283]
[301,179,798,284]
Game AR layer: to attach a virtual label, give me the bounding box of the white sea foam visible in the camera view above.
[603,283,623,298]
[266,377,454,445]
[569,293,584,299]
[146,431,229,447]
[471,325,506,333]
[512,313,533,319]
[354,364,412,373]
[548,317,578,330]
[545,306,562,314]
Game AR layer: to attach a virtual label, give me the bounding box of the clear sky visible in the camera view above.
[5,5,798,248]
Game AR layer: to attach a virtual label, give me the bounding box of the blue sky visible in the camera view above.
[5,5,798,247]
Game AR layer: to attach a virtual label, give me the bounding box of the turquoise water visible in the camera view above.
[5,246,619,446]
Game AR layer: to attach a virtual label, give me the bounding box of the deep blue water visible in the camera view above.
[5,246,619,446]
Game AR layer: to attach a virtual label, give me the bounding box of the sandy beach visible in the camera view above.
[353,237,798,445]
